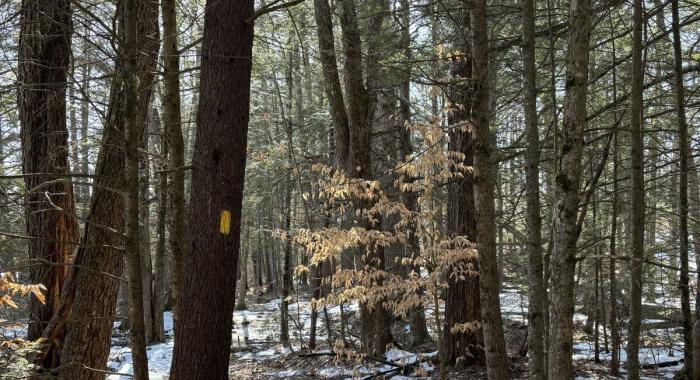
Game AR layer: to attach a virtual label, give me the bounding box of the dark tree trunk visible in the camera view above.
[18,0,79,347]
[123,0,151,373]
[313,0,349,169]
[444,50,484,366]
[670,0,694,376]
[153,108,167,343]
[161,0,186,329]
[470,0,509,377]
[627,0,646,377]
[522,0,545,375]
[36,0,160,375]
[169,1,254,378]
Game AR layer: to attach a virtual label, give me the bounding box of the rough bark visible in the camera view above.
[168,1,254,378]
[313,0,349,169]
[18,0,79,346]
[122,0,153,375]
[627,0,646,377]
[470,0,509,377]
[161,0,186,329]
[44,0,159,375]
[444,50,484,366]
[547,0,591,375]
[138,102,154,344]
[670,0,694,376]
[337,0,392,356]
[522,0,545,374]
[152,106,167,343]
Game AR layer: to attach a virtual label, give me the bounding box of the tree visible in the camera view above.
[469,0,509,377]
[122,0,150,374]
[627,0,646,376]
[670,0,694,376]
[444,49,484,366]
[547,0,591,375]
[18,0,79,346]
[169,1,254,378]
[35,0,160,376]
[161,0,186,328]
[522,0,545,375]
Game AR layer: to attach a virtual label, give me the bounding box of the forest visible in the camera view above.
[0,0,699,378]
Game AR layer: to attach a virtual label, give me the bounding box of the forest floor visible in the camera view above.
[103,288,685,379]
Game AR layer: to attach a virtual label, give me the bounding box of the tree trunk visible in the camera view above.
[139,103,154,344]
[470,0,509,378]
[236,228,249,311]
[338,0,392,356]
[608,19,621,375]
[444,48,484,366]
[522,0,545,374]
[152,106,167,343]
[44,0,159,375]
[547,0,591,375]
[169,1,254,378]
[627,0,646,377]
[397,0,430,345]
[670,0,694,376]
[161,0,186,330]
[123,0,152,375]
[18,0,79,347]
[313,0,349,169]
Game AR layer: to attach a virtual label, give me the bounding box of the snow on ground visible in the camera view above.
[103,292,685,379]
[107,312,174,380]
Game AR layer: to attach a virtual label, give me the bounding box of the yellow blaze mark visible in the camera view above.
[219,210,231,235]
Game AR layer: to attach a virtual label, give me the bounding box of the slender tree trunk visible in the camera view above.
[313,0,349,169]
[522,0,545,374]
[610,136,621,376]
[397,0,430,344]
[169,1,254,378]
[161,0,186,329]
[139,104,154,344]
[470,1,508,378]
[670,0,695,376]
[236,228,249,311]
[547,0,591,375]
[123,0,151,375]
[627,0,646,377]
[152,107,167,343]
[18,0,79,347]
[80,65,91,203]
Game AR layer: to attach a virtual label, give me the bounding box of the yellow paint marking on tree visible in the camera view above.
[220,210,231,235]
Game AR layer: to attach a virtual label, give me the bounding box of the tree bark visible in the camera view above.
[547,0,591,375]
[123,0,152,374]
[470,0,509,377]
[44,0,159,376]
[670,0,694,376]
[236,228,249,311]
[313,0,349,169]
[152,106,167,343]
[444,49,484,366]
[338,0,392,356]
[169,1,254,378]
[627,0,646,377]
[522,0,545,374]
[18,0,79,347]
[161,0,186,330]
